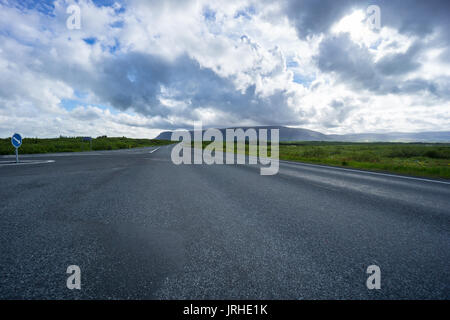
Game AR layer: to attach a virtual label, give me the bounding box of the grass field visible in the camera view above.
[193,141,450,179]
[0,136,174,155]
[2,136,449,179]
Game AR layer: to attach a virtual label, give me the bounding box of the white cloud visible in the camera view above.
[0,0,448,138]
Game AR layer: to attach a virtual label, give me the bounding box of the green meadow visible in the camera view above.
[2,136,449,179]
[0,136,174,155]
[194,141,450,179]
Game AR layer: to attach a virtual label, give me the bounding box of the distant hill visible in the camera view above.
[155,126,450,142]
[155,126,328,141]
[329,131,450,142]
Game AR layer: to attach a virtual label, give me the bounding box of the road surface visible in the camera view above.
[0,145,449,299]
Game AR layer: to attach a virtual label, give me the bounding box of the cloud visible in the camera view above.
[0,0,449,138]
[315,33,377,90]
[284,0,450,39]
[314,33,449,100]
[283,0,356,39]
[375,42,422,76]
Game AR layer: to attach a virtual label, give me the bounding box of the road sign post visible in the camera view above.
[83,137,92,151]
[11,133,22,163]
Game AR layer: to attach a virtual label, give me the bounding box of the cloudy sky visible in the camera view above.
[0,0,449,138]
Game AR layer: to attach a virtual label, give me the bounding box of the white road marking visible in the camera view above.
[0,160,55,167]
[184,145,450,186]
[149,147,160,153]
[280,160,450,185]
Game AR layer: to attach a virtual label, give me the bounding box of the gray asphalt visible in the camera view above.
[0,145,449,299]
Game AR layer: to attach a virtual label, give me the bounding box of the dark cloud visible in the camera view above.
[286,0,450,101]
[393,78,450,100]
[38,51,299,129]
[284,0,450,39]
[375,42,421,76]
[315,33,379,91]
[375,0,450,39]
[315,33,449,99]
[283,0,356,39]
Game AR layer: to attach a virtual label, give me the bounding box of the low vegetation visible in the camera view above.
[194,141,450,179]
[0,136,174,155]
[3,136,448,179]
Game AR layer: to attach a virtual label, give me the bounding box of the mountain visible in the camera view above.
[330,131,450,142]
[155,126,328,141]
[155,131,176,140]
[154,126,450,142]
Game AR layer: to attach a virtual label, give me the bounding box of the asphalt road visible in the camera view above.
[0,145,449,299]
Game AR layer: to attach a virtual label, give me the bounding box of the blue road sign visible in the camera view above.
[11,133,22,148]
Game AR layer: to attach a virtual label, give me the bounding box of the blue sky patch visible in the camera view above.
[203,7,216,21]
[111,20,124,28]
[234,6,255,19]
[293,73,313,87]
[83,37,97,45]
[61,98,118,115]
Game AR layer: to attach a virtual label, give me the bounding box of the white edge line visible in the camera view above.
[279,159,450,185]
[188,145,450,186]
[0,160,55,167]
[149,147,161,153]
